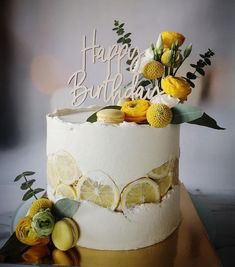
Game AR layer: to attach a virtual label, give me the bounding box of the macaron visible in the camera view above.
[52,218,79,251]
[96,109,125,124]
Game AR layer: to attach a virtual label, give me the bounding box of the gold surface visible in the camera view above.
[76,184,222,267]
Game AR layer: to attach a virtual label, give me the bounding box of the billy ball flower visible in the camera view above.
[142,60,164,80]
[147,104,173,128]
[161,76,191,101]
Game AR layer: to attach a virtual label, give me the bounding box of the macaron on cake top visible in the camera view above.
[96,109,125,124]
[52,218,79,251]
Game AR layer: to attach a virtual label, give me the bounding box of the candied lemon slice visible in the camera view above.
[54,151,81,185]
[147,160,171,180]
[55,184,77,200]
[47,155,60,190]
[76,171,120,210]
[121,178,160,210]
[157,175,173,197]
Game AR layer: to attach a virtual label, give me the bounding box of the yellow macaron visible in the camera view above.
[96,109,125,124]
[52,218,79,251]
[52,248,80,266]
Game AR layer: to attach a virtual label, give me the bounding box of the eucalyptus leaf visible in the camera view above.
[20,179,36,190]
[118,23,125,28]
[186,72,197,80]
[188,113,225,130]
[117,29,124,35]
[53,198,80,219]
[117,37,124,43]
[22,171,35,176]
[14,174,24,182]
[171,105,203,124]
[22,189,34,201]
[204,58,211,65]
[124,33,131,38]
[196,68,205,76]
[197,60,205,68]
[86,105,121,123]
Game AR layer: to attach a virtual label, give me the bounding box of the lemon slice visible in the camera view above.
[121,178,160,210]
[157,175,173,197]
[54,151,81,185]
[47,155,60,190]
[55,184,77,200]
[76,171,120,210]
[147,160,171,180]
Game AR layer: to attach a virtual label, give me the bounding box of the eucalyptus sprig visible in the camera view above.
[14,171,44,201]
[182,48,215,88]
[112,20,132,47]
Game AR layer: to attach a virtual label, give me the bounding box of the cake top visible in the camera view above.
[65,20,224,130]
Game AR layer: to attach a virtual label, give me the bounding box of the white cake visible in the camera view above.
[47,107,181,250]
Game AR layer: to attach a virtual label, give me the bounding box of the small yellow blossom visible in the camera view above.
[147,104,173,128]
[161,76,191,101]
[161,32,185,48]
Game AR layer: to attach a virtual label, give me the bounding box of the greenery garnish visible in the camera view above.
[182,48,215,88]
[14,171,44,201]
[53,198,80,219]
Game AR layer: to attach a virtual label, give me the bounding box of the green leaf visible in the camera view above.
[124,33,131,38]
[188,113,225,130]
[204,58,211,65]
[22,189,34,201]
[117,37,124,43]
[190,64,198,68]
[197,60,205,68]
[196,68,205,76]
[22,171,35,176]
[14,173,24,182]
[118,23,125,28]
[20,179,36,190]
[33,188,45,195]
[124,38,131,44]
[171,105,203,124]
[114,20,119,26]
[112,27,118,31]
[200,54,206,59]
[117,29,124,35]
[186,72,197,80]
[53,198,80,219]
[86,106,121,123]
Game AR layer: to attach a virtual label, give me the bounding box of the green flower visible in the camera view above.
[32,209,55,237]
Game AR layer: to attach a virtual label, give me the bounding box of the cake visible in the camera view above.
[46,107,181,250]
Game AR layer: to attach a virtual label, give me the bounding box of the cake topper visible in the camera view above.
[69,20,224,130]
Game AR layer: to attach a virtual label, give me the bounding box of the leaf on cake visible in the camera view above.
[86,105,121,123]
[14,171,35,181]
[53,198,80,219]
[188,113,225,130]
[171,105,203,124]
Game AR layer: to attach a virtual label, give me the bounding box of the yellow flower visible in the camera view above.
[16,216,49,246]
[142,60,164,80]
[161,49,182,67]
[161,76,191,101]
[121,99,150,123]
[28,198,53,218]
[161,32,185,48]
[147,104,173,128]
[22,245,50,264]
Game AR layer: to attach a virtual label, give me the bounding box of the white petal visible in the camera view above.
[150,94,180,108]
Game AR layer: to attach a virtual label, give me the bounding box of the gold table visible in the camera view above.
[77,184,222,267]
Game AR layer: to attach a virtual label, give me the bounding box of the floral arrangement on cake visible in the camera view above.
[87,20,224,130]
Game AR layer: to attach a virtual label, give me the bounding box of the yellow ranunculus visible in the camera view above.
[161,76,191,101]
[121,99,150,123]
[161,32,185,48]
[16,216,49,246]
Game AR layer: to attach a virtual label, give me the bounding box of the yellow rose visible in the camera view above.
[161,76,191,101]
[161,32,185,48]
[121,99,150,123]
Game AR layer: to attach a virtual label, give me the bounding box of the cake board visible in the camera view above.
[4,184,221,267]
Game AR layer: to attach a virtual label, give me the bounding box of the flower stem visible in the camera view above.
[23,175,38,200]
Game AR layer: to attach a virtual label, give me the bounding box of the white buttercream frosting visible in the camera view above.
[46,107,181,250]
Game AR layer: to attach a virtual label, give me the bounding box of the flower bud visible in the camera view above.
[184,44,192,58]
